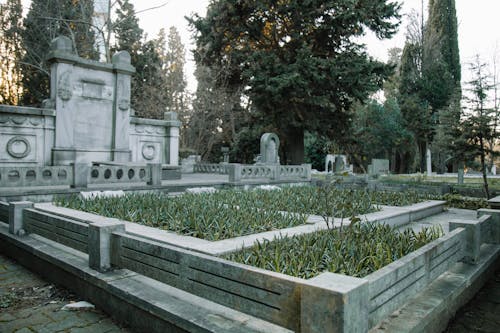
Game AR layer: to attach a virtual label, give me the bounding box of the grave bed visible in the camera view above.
[1,200,497,332]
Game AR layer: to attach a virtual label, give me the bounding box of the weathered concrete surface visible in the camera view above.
[370,244,500,333]
[0,254,131,333]
[444,266,500,332]
[0,224,292,333]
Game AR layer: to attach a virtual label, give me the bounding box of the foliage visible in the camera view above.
[458,56,500,198]
[20,0,98,106]
[0,0,23,105]
[441,193,488,210]
[189,0,401,163]
[56,192,307,241]
[225,223,443,279]
[351,98,413,171]
[304,132,330,171]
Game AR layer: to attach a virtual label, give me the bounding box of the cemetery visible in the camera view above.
[0,35,499,333]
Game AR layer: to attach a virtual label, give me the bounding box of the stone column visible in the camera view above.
[426,147,432,176]
[164,112,180,166]
[301,272,369,332]
[112,51,133,162]
[89,218,125,272]
[9,201,34,236]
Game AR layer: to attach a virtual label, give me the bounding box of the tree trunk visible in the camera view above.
[479,137,490,199]
[283,127,304,165]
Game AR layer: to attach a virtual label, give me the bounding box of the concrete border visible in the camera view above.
[30,200,445,256]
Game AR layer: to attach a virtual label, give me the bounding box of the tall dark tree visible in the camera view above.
[0,0,23,105]
[20,0,97,106]
[422,0,461,172]
[190,0,401,164]
[164,26,187,114]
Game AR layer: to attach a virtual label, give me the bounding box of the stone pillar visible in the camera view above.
[112,51,132,162]
[301,272,369,333]
[426,147,432,176]
[148,163,162,186]
[477,209,500,244]
[228,163,242,183]
[449,217,489,264]
[89,218,125,272]
[9,201,34,236]
[72,163,89,188]
[164,112,180,166]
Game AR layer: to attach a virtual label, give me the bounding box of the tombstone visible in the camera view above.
[259,133,280,164]
[325,154,335,173]
[325,154,351,174]
[334,155,347,172]
[368,159,390,175]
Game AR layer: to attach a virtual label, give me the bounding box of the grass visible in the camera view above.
[224,222,443,279]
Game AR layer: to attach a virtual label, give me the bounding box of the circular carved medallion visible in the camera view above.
[141,144,156,160]
[7,136,31,159]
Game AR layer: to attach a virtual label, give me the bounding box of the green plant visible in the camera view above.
[224,223,443,279]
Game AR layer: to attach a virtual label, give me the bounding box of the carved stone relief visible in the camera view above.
[141,143,157,160]
[6,136,31,158]
[57,71,73,101]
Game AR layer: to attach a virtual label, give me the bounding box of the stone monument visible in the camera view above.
[259,133,280,164]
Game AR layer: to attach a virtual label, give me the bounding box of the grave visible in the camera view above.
[368,159,390,175]
[0,36,180,172]
[325,154,353,174]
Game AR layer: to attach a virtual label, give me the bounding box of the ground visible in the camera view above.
[0,254,131,333]
[444,267,500,333]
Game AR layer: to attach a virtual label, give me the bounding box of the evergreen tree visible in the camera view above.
[422,0,461,172]
[0,0,23,105]
[113,0,142,55]
[164,26,187,114]
[190,0,401,164]
[20,0,97,106]
[459,56,499,198]
[113,0,147,113]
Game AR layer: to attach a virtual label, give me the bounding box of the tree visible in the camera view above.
[351,98,413,172]
[20,0,97,106]
[422,0,461,172]
[0,0,23,105]
[189,0,401,164]
[164,27,187,114]
[460,56,499,198]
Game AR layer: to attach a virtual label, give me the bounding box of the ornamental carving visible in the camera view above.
[57,71,73,101]
[6,136,31,159]
[0,115,42,127]
[141,143,156,160]
[118,99,130,111]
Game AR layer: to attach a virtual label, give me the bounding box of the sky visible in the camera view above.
[13,0,500,93]
[128,0,500,93]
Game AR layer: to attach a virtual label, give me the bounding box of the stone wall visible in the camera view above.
[0,105,55,166]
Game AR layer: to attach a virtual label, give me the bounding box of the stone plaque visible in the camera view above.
[82,82,104,99]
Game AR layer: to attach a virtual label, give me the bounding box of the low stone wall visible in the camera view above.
[88,164,151,185]
[193,163,230,174]
[2,200,498,331]
[24,208,89,253]
[112,232,302,331]
[0,165,73,188]
[366,228,466,327]
[228,164,311,183]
